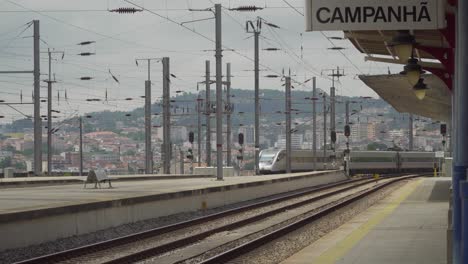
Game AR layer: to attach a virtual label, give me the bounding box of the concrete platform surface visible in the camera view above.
[282,177,449,264]
[0,173,214,187]
[0,170,344,222]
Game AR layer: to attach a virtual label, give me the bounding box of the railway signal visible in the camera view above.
[237,133,244,161]
[440,124,447,136]
[188,131,195,174]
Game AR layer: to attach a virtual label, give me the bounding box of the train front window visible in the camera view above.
[260,153,276,164]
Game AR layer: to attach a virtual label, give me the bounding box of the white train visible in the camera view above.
[259,149,438,175]
[258,149,342,174]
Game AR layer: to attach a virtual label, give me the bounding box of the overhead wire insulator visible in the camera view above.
[77,52,95,56]
[80,77,93,80]
[109,7,143,14]
[230,6,263,11]
[264,22,280,28]
[263,48,280,51]
[77,41,95,45]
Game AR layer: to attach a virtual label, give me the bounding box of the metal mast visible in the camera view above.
[312,77,317,171]
[162,57,171,174]
[205,60,211,166]
[214,3,223,180]
[226,63,232,166]
[33,20,41,175]
[285,74,292,173]
[245,18,262,175]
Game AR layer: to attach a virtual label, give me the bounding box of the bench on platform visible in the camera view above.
[83,169,113,189]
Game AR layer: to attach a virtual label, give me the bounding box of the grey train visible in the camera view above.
[258,149,437,175]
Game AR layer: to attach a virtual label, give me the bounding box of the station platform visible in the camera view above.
[282,177,449,264]
[0,170,347,250]
[0,173,213,187]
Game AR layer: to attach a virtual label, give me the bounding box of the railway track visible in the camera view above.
[16,174,417,264]
[198,174,421,264]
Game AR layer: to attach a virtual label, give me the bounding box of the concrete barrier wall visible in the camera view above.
[0,171,347,250]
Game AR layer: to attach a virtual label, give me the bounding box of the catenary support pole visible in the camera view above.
[254,30,260,175]
[145,72,152,174]
[44,48,63,175]
[162,57,171,174]
[457,0,468,262]
[226,63,232,167]
[33,20,41,175]
[323,94,327,170]
[285,75,292,173]
[197,94,202,167]
[79,117,83,176]
[215,4,223,180]
[312,77,317,171]
[47,49,52,175]
[205,60,211,166]
[330,86,336,153]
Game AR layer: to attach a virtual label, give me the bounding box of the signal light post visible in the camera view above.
[237,133,244,175]
[188,131,194,174]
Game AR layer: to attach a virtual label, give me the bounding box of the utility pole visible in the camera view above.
[197,95,202,166]
[226,62,232,167]
[215,3,223,180]
[0,21,40,175]
[43,48,64,175]
[205,60,212,166]
[323,94,327,169]
[136,58,159,174]
[285,74,292,173]
[33,20,41,175]
[79,117,83,176]
[409,113,414,151]
[246,18,261,175]
[162,57,171,174]
[312,77,317,171]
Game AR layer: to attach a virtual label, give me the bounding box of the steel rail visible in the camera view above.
[198,174,423,264]
[101,178,378,263]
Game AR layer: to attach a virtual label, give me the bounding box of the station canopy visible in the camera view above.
[344,29,452,122]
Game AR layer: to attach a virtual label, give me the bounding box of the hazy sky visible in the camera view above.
[0,0,401,124]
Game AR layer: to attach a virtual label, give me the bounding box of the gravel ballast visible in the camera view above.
[228,179,411,264]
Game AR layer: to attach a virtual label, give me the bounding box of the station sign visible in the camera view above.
[305,0,446,31]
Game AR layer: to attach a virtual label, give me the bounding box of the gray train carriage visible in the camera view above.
[348,151,399,175]
[399,151,436,172]
[259,149,342,174]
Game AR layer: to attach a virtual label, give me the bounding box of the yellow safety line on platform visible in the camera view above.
[314,178,424,264]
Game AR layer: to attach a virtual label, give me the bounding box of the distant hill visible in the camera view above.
[1,89,401,133]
